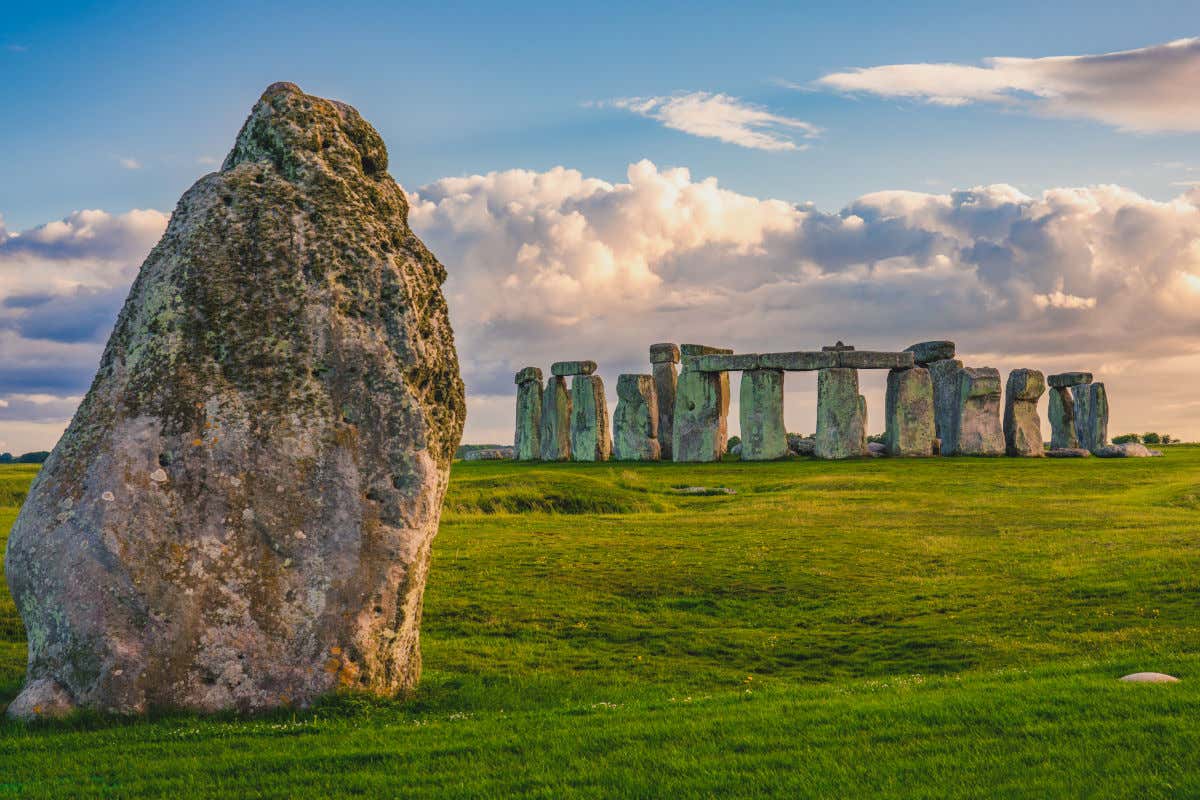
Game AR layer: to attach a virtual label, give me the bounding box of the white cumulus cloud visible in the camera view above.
[604,92,821,151]
[814,37,1200,132]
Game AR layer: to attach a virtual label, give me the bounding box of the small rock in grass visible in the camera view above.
[1045,448,1091,458]
[1119,672,1179,683]
[673,486,736,495]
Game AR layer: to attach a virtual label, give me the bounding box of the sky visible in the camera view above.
[2,1,1200,450]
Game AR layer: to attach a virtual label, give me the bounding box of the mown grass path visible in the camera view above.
[2,450,1199,797]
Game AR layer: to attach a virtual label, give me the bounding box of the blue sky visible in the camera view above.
[2,2,1200,450]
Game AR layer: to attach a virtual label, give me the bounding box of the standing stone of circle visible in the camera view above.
[539,376,572,461]
[650,343,680,461]
[943,367,1005,455]
[513,367,543,461]
[815,343,868,460]
[1072,381,1109,453]
[884,367,935,456]
[1047,372,1092,450]
[740,369,787,460]
[3,83,467,719]
[570,373,611,461]
[925,357,964,447]
[613,374,660,461]
[904,340,956,365]
[1003,369,1046,457]
[673,344,732,462]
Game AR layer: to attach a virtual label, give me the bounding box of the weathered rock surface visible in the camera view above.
[759,351,837,371]
[884,367,935,456]
[945,367,1004,456]
[649,343,681,364]
[514,367,543,461]
[1119,672,1179,683]
[867,441,887,457]
[815,368,867,459]
[539,376,572,461]
[570,374,611,461]
[463,448,513,461]
[739,370,787,460]
[1046,448,1091,458]
[1048,372,1093,389]
[927,358,964,445]
[4,82,466,718]
[552,360,597,377]
[612,374,660,461]
[787,434,816,456]
[904,341,955,365]
[652,353,678,461]
[1095,442,1158,458]
[838,350,915,370]
[1048,387,1079,450]
[1073,382,1109,453]
[673,359,730,462]
[1003,369,1045,457]
[680,344,733,360]
[694,353,760,372]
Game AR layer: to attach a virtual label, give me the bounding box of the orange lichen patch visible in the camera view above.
[192,439,203,446]
[329,646,342,655]
[324,658,341,674]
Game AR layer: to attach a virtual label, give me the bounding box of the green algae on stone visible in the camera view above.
[739,370,787,461]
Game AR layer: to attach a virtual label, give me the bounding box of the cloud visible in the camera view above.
[118,157,142,170]
[603,92,820,151]
[813,37,1200,132]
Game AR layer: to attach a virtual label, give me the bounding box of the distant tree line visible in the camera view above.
[1111,433,1175,445]
[0,451,50,464]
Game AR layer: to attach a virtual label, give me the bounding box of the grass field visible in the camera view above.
[2,449,1200,797]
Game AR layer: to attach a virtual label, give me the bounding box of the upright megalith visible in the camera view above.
[673,344,732,462]
[1003,369,1046,457]
[539,376,572,461]
[514,367,543,461]
[650,343,680,460]
[815,343,868,459]
[1073,381,1109,453]
[943,367,1005,456]
[1047,372,1091,450]
[906,341,959,450]
[613,374,660,461]
[740,369,787,460]
[884,367,935,456]
[570,373,611,461]
[4,83,466,719]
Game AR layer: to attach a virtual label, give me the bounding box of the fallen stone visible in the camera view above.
[612,374,660,461]
[514,367,543,461]
[758,351,838,371]
[904,340,955,365]
[884,366,935,456]
[552,360,598,377]
[570,374,611,461]
[4,82,466,718]
[1046,448,1091,458]
[787,434,816,456]
[1094,442,1156,458]
[672,486,736,495]
[463,448,513,461]
[927,358,964,446]
[739,369,787,460]
[649,343,681,364]
[1119,672,1179,683]
[867,441,887,457]
[1048,371,1093,389]
[815,368,867,459]
[1003,368,1045,457]
[1048,387,1079,450]
[1073,382,1109,453]
[539,376,572,461]
[693,353,761,372]
[945,367,1004,456]
[673,367,730,462]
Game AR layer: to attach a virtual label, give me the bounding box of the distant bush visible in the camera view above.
[1112,434,1141,444]
[1142,432,1161,445]
[867,433,887,444]
[0,451,49,464]
[726,436,741,451]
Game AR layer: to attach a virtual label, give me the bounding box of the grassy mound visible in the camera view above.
[2,448,1200,797]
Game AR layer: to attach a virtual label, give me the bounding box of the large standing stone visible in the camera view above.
[514,367,543,461]
[815,368,867,459]
[673,347,731,462]
[739,370,787,460]
[613,374,660,461]
[650,343,679,460]
[884,367,935,456]
[570,374,611,461]
[3,83,466,719]
[1073,382,1109,453]
[944,367,1005,455]
[1003,369,1045,457]
[927,358,964,447]
[539,376,572,461]
[1048,387,1079,449]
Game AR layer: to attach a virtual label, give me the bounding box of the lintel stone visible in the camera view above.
[838,351,915,370]
[680,343,733,359]
[552,360,597,377]
[650,343,681,364]
[514,366,543,385]
[758,351,838,371]
[904,340,955,364]
[1048,371,1093,388]
[693,353,761,372]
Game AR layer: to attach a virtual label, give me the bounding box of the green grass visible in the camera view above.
[3,449,1200,797]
